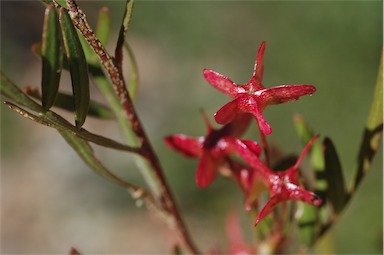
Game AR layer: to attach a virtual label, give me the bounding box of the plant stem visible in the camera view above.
[64,1,199,253]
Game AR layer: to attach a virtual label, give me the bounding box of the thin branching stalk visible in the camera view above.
[64,0,199,253]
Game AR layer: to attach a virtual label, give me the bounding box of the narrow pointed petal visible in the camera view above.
[214,99,240,125]
[203,69,245,97]
[196,152,219,188]
[164,135,202,157]
[253,41,266,83]
[294,134,319,169]
[259,85,316,106]
[254,195,281,226]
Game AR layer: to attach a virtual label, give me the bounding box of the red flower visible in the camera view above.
[203,41,316,135]
[165,113,261,188]
[236,135,322,226]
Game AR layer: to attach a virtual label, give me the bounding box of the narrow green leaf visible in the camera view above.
[297,203,319,246]
[25,87,114,120]
[41,4,63,109]
[59,129,155,212]
[96,7,111,46]
[1,71,42,112]
[323,137,347,214]
[115,0,134,60]
[78,32,95,63]
[1,72,137,153]
[59,7,90,128]
[115,0,136,99]
[352,53,383,192]
[4,101,52,127]
[59,129,125,186]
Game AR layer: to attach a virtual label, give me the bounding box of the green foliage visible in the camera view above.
[41,4,62,109]
[59,7,90,128]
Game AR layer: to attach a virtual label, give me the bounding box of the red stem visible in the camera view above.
[65,1,199,253]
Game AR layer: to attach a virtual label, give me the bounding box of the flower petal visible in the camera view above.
[196,152,219,188]
[293,134,319,169]
[254,195,281,226]
[284,183,322,206]
[214,99,240,125]
[258,84,316,106]
[203,69,245,97]
[252,41,266,84]
[164,134,202,157]
[255,184,322,226]
[242,140,262,156]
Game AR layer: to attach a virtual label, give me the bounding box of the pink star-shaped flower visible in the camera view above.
[203,41,316,135]
[236,135,322,226]
[165,114,261,188]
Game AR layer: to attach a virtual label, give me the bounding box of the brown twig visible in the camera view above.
[64,0,199,253]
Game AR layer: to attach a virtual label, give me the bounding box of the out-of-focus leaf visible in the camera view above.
[114,0,138,100]
[124,42,139,100]
[59,7,90,128]
[96,7,111,46]
[352,53,383,192]
[59,129,132,187]
[59,128,157,217]
[172,244,182,255]
[115,0,134,62]
[78,32,95,63]
[323,137,347,214]
[41,4,62,109]
[77,7,111,64]
[1,71,41,111]
[293,114,325,247]
[293,114,324,171]
[297,203,319,246]
[25,87,114,120]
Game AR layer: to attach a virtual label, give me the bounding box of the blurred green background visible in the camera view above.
[1,0,382,253]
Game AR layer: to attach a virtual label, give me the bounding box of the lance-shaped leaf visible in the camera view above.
[96,7,111,46]
[1,73,137,153]
[41,4,62,110]
[77,7,111,65]
[115,0,139,100]
[124,42,139,100]
[59,7,90,128]
[293,114,324,246]
[115,0,134,67]
[323,137,347,214]
[352,53,383,192]
[25,87,114,120]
